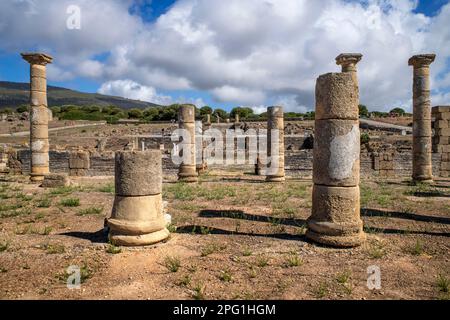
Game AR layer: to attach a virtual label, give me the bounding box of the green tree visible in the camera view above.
[200,106,212,115]
[359,104,369,118]
[390,107,406,116]
[127,108,144,119]
[230,107,254,119]
[214,108,229,120]
[16,105,29,113]
[143,108,159,121]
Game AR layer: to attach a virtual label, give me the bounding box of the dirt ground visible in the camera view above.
[0,172,449,300]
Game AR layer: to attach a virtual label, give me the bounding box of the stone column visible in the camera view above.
[306,72,365,248]
[266,106,285,182]
[108,150,170,246]
[235,114,240,124]
[336,53,362,85]
[178,104,198,182]
[409,54,436,183]
[21,53,53,182]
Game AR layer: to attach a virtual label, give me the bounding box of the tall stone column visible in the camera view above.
[306,72,365,248]
[21,53,53,182]
[266,106,285,182]
[178,104,198,182]
[336,53,362,85]
[409,54,436,183]
[108,150,170,246]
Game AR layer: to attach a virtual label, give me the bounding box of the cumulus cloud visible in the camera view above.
[1,0,449,111]
[98,80,173,105]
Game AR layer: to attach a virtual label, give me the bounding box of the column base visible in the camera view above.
[306,220,366,248]
[305,229,366,248]
[30,174,45,183]
[109,228,170,246]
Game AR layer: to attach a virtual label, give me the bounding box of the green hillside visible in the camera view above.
[0,81,162,109]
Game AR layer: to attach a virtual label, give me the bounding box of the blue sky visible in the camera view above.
[0,0,449,112]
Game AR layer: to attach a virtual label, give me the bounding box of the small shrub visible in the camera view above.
[256,256,269,268]
[177,275,191,287]
[192,284,205,300]
[164,256,181,273]
[45,243,66,254]
[77,207,103,216]
[285,253,302,268]
[437,274,449,293]
[336,270,352,284]
[106,244,122,254]
[37,197,52,208]
[218,269,232,282]
[97,184,115,194]
[60,198,80,207]
[0,241,9,252]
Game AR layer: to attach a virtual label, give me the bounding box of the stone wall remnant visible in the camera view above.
[432,106,450,177]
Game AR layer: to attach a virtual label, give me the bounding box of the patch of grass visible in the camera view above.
[177,274,191,287]
[218,269,232,282]
[285,253,302,268]
[0,241,9,252]
[45,243,66,254]
[437,274,449,293]
[16,192,34,202]
[201,242,226,257]
[336,270,352,284]
[97,184,115,194]
[50,186,77,195]
[36,226,53,236]
[367,242,386,259]
[106,244,122,254]
[248,266,257,279]
[200,226,212,235]
[60,198,80,207]
[198,185,237,200]
[167,224,177,233]
[36,197,52,208]
[77,206,103,216]
[256,255,269,268]
[314,282,329,299]
[192,283,205,300]
[164,256,181,273]
[407,240,425,256]
[164,183,195,200]
[242,247,252,257]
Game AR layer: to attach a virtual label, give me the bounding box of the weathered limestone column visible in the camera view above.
[21,53,53,182]
[178,104,198,182]
[108,150,170,246]
[336,53,362,85]
[409,54,436,183]
[306,72,365,247]
[266,106,285,182]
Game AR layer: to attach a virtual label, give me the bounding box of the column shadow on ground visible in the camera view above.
[198,209,307,227]
[361,208,450,224]
[60,228,108,243]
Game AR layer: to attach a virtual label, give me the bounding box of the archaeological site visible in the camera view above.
[0,1,449,306]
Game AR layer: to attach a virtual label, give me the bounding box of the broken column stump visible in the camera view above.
[108,150,169,246]
[306,71,366,248]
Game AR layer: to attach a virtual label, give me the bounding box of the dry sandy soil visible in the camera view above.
[0,171,449,300]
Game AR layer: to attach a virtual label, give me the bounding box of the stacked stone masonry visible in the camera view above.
[108,150,170,246]
[307,69,366,248]
[433,106,450,177]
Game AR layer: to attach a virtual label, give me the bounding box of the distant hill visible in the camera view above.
[0,81,162,110]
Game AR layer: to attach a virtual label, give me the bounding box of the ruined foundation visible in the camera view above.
[178,104,198,183]
[409,54,436,183]
[108,150,170,246]
[433,106,450,177]
[21,53,53,182]
[266,106,285,182]
[306,71,365,248]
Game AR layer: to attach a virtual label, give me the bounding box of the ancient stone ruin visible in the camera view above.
[21,52,53,182]
[409,54,435,183]
[107,150,170,246]
[266,106,285,182]
[306,58,365,247]
[433,106,450,177]
[177,104,198,183]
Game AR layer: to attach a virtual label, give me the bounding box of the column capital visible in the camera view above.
[408,54,435,68]
[335,53,362,68]
[21,53,53,65]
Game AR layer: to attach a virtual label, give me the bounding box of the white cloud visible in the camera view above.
[98,80,173,105]
[1,0,450,111]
